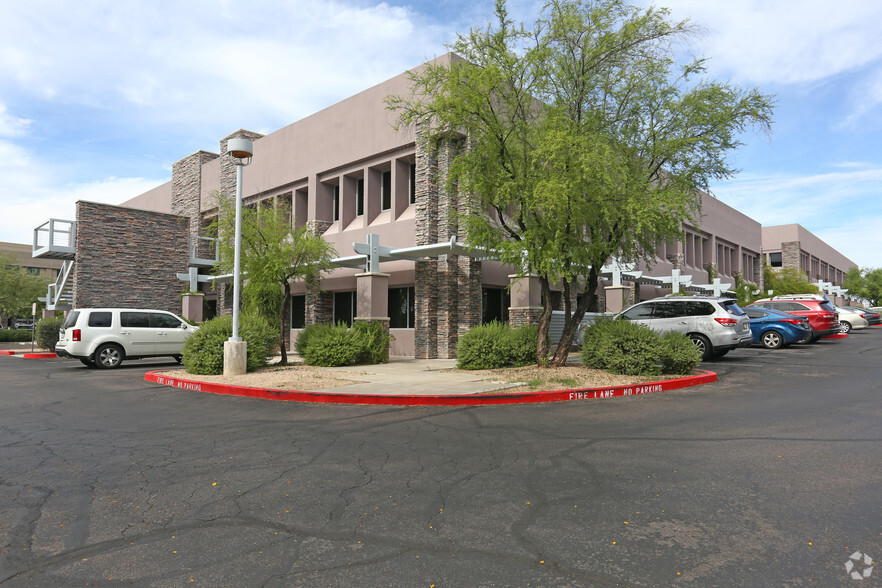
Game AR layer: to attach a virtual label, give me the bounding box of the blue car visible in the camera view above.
[743,307,813,349]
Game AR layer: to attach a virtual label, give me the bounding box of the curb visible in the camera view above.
[144,369,718,406]
[0,350,56,358]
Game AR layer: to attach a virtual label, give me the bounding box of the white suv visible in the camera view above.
[56,308,198,368]
[617,296,752,360]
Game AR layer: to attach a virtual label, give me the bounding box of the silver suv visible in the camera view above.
[617,296,752,360]
[56,308,198,368]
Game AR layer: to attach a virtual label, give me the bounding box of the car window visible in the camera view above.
[151,313,182,329]
[88,312,112,328]
[621,303,654,320]
[652,302,681,319]
[685,301,716,316]
[786,302,809,311]
[744,308,767,319]
[121,312,151,328]
[720,300,745,316]
[819,301,835,312]
[62,311,80,329]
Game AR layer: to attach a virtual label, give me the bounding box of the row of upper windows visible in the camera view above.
[331,163,416,222]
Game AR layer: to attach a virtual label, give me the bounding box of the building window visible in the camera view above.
[482,287,510,324]
[334,291,355,327]
[389,286,415,328]
[381,170,392,211]
[356,178,365,217]
[409,163,416,204]
[290,295,306,329]
[333,185,340,222]
[769,252,782,267]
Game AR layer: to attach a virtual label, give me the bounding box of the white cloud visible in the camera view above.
[658,0,882,85]
[0,104,31,138]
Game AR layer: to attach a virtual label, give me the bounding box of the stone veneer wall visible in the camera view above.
[73,201,189,311]
[220,130,266,201]
[782,241,801,271]
[172,150,219,241]
[413,129,482,358]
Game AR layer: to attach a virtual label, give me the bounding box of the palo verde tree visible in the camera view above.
[387,0,774,366]
[843,266,882,306]
[211,192,337,365]
[0,251,50,325]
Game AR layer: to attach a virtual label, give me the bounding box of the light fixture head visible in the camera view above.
[228,138,254,160]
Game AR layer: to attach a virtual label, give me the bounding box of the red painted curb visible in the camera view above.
[23,352,57,359]
[0,350,15,356]
[144,369,718,406]
[825,333,848,339]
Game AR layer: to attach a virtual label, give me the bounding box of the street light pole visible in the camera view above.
[224,138,253,376]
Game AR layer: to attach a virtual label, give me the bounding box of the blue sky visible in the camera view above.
[2,0,881,267]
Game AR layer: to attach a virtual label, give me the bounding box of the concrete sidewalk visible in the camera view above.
[307,357,526,396]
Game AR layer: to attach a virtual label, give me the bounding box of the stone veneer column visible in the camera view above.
[219,129,265,202]
[781,241,801,271]
[172,150,219,242]
[508,274,543,328]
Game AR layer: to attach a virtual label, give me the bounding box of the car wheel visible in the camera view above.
[761,331,784,349]
[174,355,183,364]
[94,344,124,369]
[840,321,852,333]
[712,349,729,358]
[689,334,713,360]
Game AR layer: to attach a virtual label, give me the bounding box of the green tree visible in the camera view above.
[763,266,819,297]
[211,193,337,365]
[843,266,882,306]
[388,0,774,366]
[0,252,50,324]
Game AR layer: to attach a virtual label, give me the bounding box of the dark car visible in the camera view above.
[743,307,812,348]
[748,295,840,342]
[840,306,882,326]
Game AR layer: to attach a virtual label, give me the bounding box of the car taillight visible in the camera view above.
[780,318,801,324]
[72,329,81,342]
[715,317,738,326]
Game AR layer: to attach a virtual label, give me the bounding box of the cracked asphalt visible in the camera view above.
[1,332,880,587]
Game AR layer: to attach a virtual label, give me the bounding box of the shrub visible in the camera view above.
[182,313,277,375]
[456,321,513,370]
[349,321,393,364]
[294,322,337,357]
[35,317,64,350]
[581,318,662,376]
[0,329,32,342]
[507,324,539,366]
[658,331,702,375]
[302,323,356,367]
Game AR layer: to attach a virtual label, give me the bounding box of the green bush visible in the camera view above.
[349,321,392,364]
[507,324,539,366]
[0,329,32,342]
[35,317,63,350]
[582,319,702,376]
[294,322,336,357]
[456,321,512,370]
[302,323,356,367]
[182,313,277,375]
[658,331,702,375]
[581,318,663,376]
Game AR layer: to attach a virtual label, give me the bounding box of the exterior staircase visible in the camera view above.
[32,219,76,311]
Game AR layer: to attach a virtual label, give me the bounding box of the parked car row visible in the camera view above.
[616,293,876,360]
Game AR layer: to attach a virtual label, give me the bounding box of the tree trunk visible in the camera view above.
[549,271,599,367]
[536,277,554,367]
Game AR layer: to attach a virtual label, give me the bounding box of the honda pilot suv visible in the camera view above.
[56,308,198,368]
[616,296,752,360]
[747,295,840,342]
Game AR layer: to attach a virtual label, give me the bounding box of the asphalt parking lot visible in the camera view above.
[1,331,879,586]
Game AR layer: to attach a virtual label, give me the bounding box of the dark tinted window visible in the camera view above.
[622,303,654,320]
[720,300,745,316]
[482,287,510,324]
[88,312,112,327]
[290,295,306,329]
[686,301,717,316]
[151,313,181,328]
[785,302,809,311]
[121,312,150,328]
[820,301,835,312]
[744,308,768,319]
[334,291,355,327]
[62,311,80,329]
[652,301,682,318]
[389,287,415,328]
